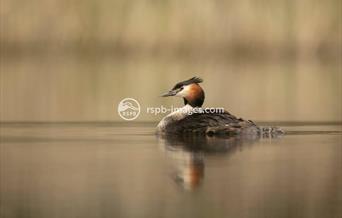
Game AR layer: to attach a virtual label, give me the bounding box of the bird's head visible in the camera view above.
[161,77,205,107]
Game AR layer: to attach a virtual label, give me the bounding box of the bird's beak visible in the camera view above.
[161,89,178,97]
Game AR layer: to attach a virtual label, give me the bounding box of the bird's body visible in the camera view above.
[157,105,259,135]
[157,77,264,136]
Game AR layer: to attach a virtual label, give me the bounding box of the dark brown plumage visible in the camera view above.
[163,110,260,135]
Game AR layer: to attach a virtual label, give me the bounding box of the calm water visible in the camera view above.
[0,122,341,218]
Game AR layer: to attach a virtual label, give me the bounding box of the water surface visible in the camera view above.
[0,122,341,218]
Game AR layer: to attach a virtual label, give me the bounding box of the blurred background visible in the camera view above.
[1,0,341,122]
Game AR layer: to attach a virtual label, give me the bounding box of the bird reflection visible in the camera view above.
[158,134,260,191]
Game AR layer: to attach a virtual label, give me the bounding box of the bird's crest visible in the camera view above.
[172,77,203,90]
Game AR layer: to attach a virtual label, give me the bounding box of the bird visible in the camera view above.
[157,77,268,136]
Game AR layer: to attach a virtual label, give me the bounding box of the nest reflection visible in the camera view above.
[158,134,260,191]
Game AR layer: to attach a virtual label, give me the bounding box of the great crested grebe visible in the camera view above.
[157,77,280,136]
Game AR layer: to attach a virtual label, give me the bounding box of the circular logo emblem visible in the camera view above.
[117,98,140,121]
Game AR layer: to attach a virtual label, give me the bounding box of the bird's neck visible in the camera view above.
[183,84,205,107]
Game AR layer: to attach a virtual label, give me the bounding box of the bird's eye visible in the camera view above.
[180,87,184,91]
